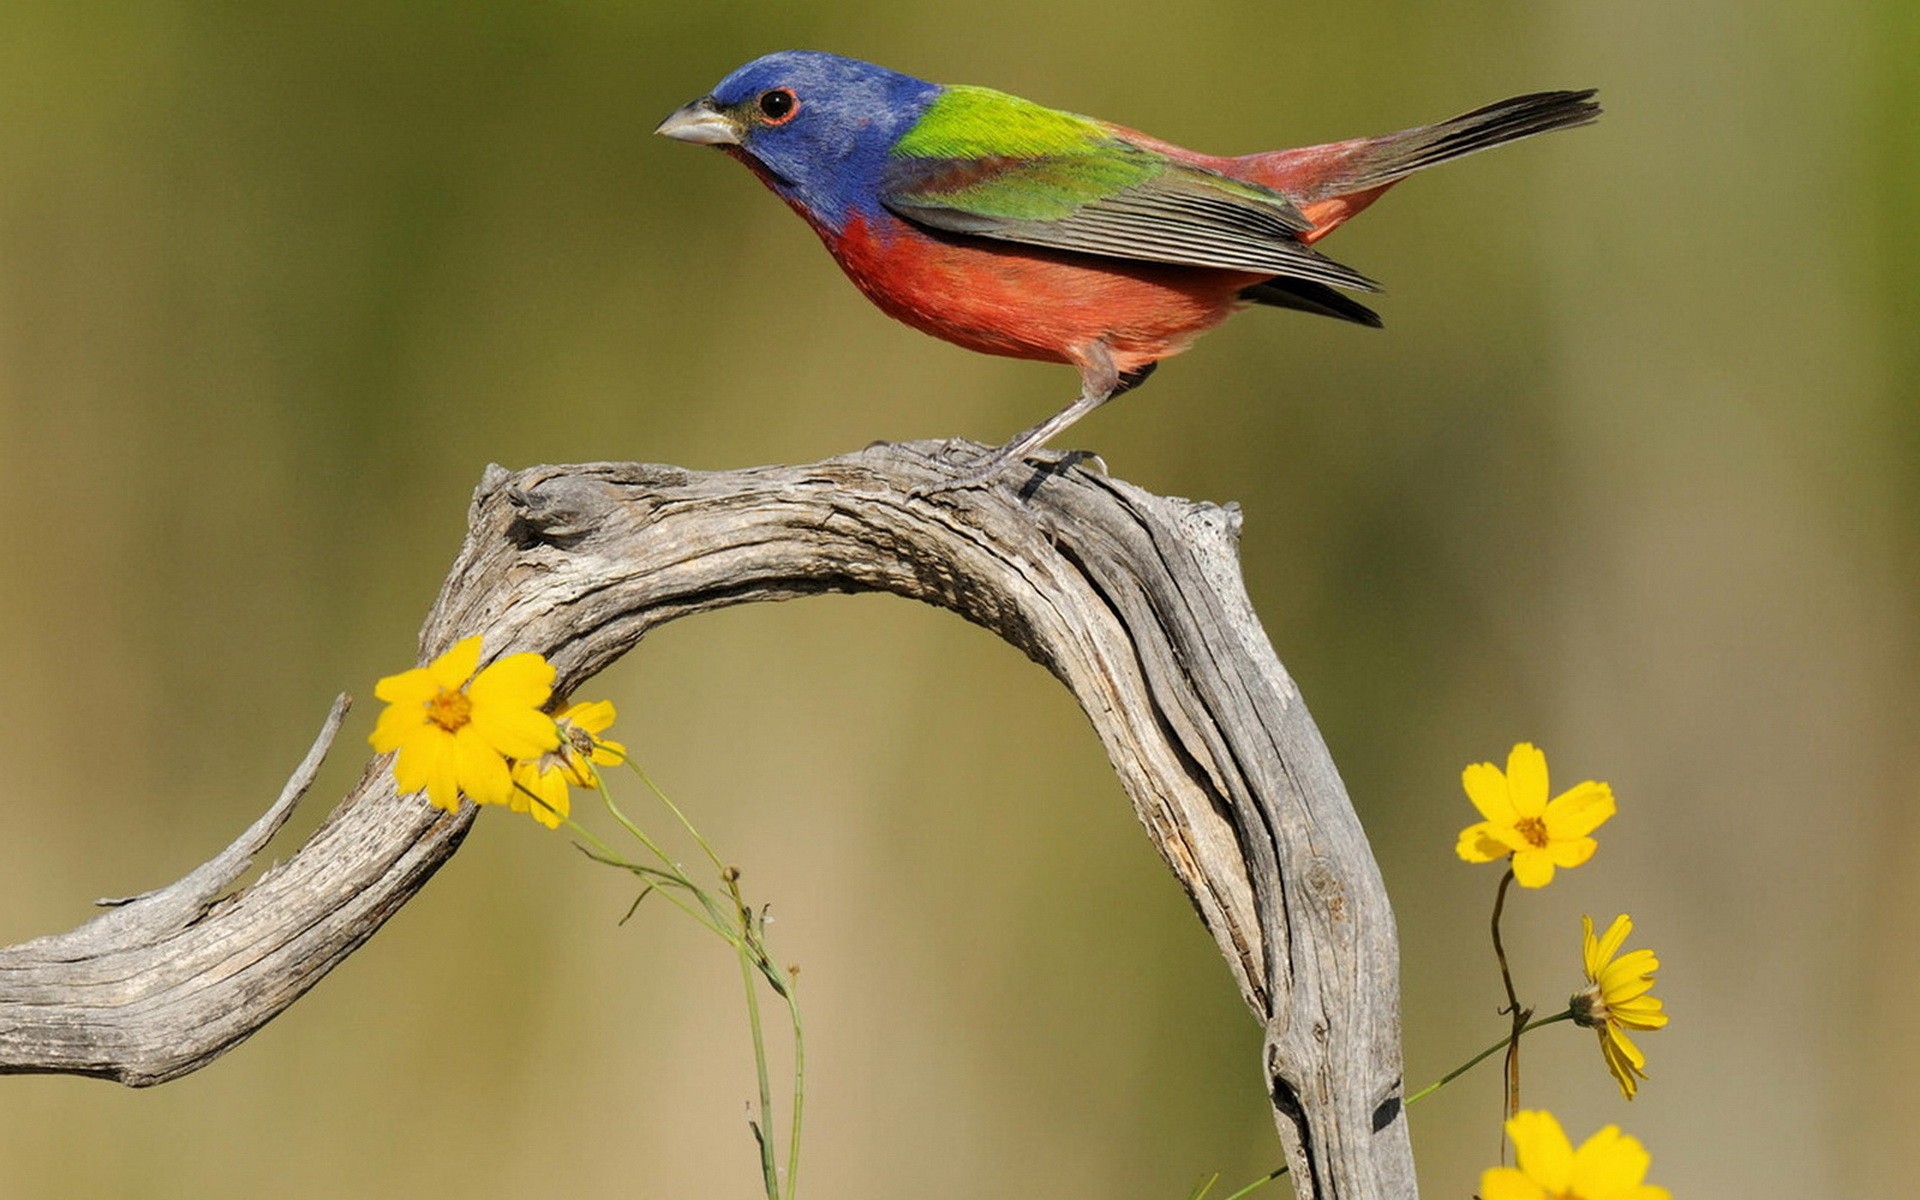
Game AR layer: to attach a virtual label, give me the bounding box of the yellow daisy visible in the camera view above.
[1573,914,1670,1099]
[1456,743,1615,888]
[1482,1110,1669,1200]
[509,758,573,830]
[554,700,627,787]
[504,701,625,830]
[369,635,560,814]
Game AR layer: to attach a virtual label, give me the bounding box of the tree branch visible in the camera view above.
[0,443,1416,1198]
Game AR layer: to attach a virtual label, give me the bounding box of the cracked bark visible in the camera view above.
[0,443,1417,1199]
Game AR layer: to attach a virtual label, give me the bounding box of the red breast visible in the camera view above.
[723,144,1340,376]
[819,211,1266,376]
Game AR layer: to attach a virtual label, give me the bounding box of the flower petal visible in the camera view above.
[1464,761,1518,823]
[1600,952,1659,1002]
[1505,1110,1573,1192]
[415,734,462,814]
[453,725,512,805]
[588,735,627,767]
[426,636,483,691]
[510,762,570,829]
[468,652,556,710]
[1478,1167,1548,1200]
[1457,822,1511,863]
[1612,997,1669,1030]
[1504,743,1550,817]
[1570,1125,1652,1196]
[469,702,561,761]
[389,729,440,795]
[558,745,598,788]
[1608,1025,1647,1072]
[1544,780,1615,838]
[373,666,438,706]
[1600,1027,1647,1099]
[560,699,617,735]
[1511,848,1557,888]
[1594,914,1633,965]
[1582,914,1603,978]
[1545,836,1597,868]
[370,700,426,753]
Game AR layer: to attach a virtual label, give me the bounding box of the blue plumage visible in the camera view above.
[705,51,941,232]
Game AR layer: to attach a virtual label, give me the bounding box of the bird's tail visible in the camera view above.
[1236,89,1601,244]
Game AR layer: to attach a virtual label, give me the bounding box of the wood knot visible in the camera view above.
[503,475,620,548]
[1306,857,1347,922]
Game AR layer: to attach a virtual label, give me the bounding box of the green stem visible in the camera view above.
[560,817,730,940]
[784,976,805,1199]
[727,871,782,1199]
[1405,1009,1575,1106]
[1210,1165,1288,1200]
[630,759,731,876]
[575,749,805,1197]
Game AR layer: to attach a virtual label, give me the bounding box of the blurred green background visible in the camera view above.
[1,1,1912,1196]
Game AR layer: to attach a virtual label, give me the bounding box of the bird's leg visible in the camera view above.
[917,345,1153,495]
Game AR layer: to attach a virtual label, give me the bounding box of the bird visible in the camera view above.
[657,51,1598,486]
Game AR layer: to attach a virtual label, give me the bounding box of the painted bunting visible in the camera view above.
[658,52,1598,483]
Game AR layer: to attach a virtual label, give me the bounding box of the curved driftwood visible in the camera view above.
[0,443,1415,1199]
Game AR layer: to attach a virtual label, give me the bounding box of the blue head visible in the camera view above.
[656,51,941,232]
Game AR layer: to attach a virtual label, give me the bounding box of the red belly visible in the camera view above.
[818,212,1257,376]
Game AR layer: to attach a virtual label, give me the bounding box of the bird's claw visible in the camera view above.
[906,448,1101,503]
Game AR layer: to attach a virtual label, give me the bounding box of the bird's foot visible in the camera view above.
[907,446,1103,502]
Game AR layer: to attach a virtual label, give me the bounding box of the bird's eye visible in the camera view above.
[756,88,798,124]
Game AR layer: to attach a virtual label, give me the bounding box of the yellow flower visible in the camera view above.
[1482,1110,1669,1200]
[369,635,560,814]
[554,700,626,787]
[509,759,572,830]
[1572,914,1670,1100]
[1456,743,1615,888]
[504,700,625,830]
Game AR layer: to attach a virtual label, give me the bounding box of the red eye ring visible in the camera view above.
[757,88,799,125]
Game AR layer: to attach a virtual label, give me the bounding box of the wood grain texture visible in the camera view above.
[0,444,1415,1198]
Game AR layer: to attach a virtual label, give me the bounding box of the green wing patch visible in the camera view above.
[883,86,1375,291]
[894,85,1115,160]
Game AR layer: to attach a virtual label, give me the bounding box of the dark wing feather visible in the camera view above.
[881,153,1381,294]
[1238,278,1384,327]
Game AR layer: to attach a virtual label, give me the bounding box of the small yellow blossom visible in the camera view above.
[369,635,560,814]
[554,700,626,786]
[504,701,625,830]
[509,758,572,829]
[1456,743,1615,888]
[1482,1110,1669,1200]
[1573,914,1669,1100]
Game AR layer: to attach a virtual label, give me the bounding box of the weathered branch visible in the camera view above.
[0,443,1415,1198]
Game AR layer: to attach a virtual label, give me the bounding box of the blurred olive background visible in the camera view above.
[0,1,1912,1196]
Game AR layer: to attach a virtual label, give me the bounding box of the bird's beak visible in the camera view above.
[655,98,742,146]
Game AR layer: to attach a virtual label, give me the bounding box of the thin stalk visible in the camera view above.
[629,757,731,877]
[783,976,805,1198]
[1405,1009,1574,1106]
[726,871,782,1199]
[1211,1165,1289,1200]
[1184,1173,1220,1200]
[581,749,804,1197]
[560,816,731,940]
[1489,866,1530,1127]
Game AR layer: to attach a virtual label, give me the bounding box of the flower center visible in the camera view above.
[1514,816,1550,848]
[426,687,473,732]
[1569,984,1608,1029]
[565,723,598,755]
